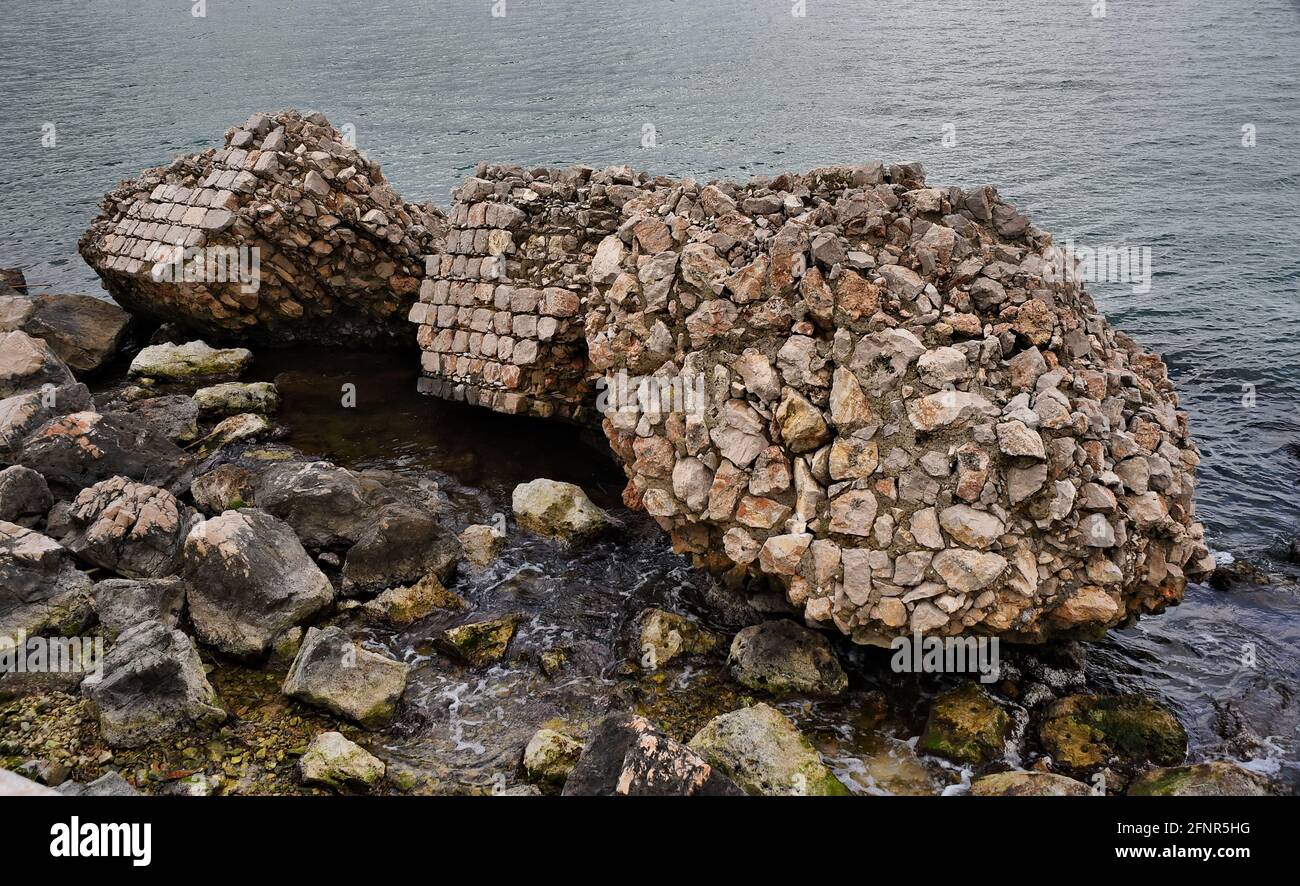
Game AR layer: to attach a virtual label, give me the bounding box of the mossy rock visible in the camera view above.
[439,615,521,667]
[918,683,1011,766]
[687,703,849,796]
[1040,694,1186,773]
[970,770,1092,796]
[1127,761,1273,796]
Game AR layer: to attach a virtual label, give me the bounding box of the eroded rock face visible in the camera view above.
[282,626,409,728]
[0,293,131,375]
[0,521,92,638]
[584,164,1214,643]
[0,330,75,399]
[64,477,195,579]
[79,110,444,347]
[181,509,334,659]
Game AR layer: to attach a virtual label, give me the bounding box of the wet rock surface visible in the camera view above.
[299,730,385,793]
[561,712,744,796]
[728,620,848,697]
[282,626,409,729]
[687,702,848,796]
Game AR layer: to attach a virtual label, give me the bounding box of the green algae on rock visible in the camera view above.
[688,702,849,796]
[918,683,1011,766]
[1126,761,1273,796]
[1039,694,1187,773]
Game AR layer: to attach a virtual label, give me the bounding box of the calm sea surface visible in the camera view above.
[1,0,1298,790]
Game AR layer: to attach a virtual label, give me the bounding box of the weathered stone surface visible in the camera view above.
[458,523,505,567]
[128,340,252,382]
[361,573,464,628]
[341,503,460,594]
[192,381,279,417]
[11,410,191,496]
[0,383,93,460]
[522,728,583,786]
[0,293,131,374]
[83,619,225,748]
[282,626,409,728]
[1039,693,1187,773]
[512,478,618,543]
[687,703,849,796]
[190,463,256,514]
[637,607,720,669]
[299,731,386,792]
[0,330,75,398]
[80,110,443,347]
[0,465,52,527]
[0,521,93,638]
[728,620,848,697]
[182,509,334,658]
[90,576,187,640]
[1126,761,1273,797]
[121,394,200,443]
[439,615,521,667]
[561,712,744,796]
[56,771,140,797]
[64,477,195,579]
[970,770,1092,796]
[918,683,1010,765]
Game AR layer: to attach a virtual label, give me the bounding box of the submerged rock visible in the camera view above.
[79,109,442,347]
[969,770,1092,796]
[562,712,744,797]
[91,576,187,639]
[439,615,521,667]
[511,479,619,543]
[0,465,53,527]
[128,340,251,384]
[687,703,849,796]
[458,523,505,567]
[727,620,848,697]
[0,521,93,638]
[361,573,465,628]
[0,293,131,374]
[918,683,1012,766]
[282,626,410,729]
[64,477,195,579]
[1039,693,1187,773]
[637,607,721,669]
[522,728,583,786]
[182,509,334,658]
[1126,761,1273,796]
[83,619,226,748]
[299,731,386,793]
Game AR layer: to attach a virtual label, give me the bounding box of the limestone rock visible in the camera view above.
[282,626,409,729]
[0,465,52,527]
[970,770,1092,796]
[918,683,1011,765]
[299,731,386,792]
[458,523,505,567]
[561,712,743,796]
[182,509,334,658]
[0,521,93,638]
[0,293,131,375]
[511,478,618,543]
[190,463,256,514]
[1039,693,1187,773]
[637,607,720,669]
[64,477,195,579]
[687,703,849,796]
[0,330,75,399]
[341,502,460,593]
[728,620,848,697]
[128,340,252,383]
[90,576,187,640]
[439,615,521,667]
[83,619,225,748]
[522,728,583,786]
[121,394,199,443]
[361,573,465,628]
[193,381,280,417]
[1126,761,1273,797]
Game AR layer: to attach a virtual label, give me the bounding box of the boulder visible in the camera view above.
[0,330,75,398]
[522,728,583,786]
[128,340,251,383]
[439,615,521,667]
[199,412,271,452]
[1126,761,1273,797]
[181,509,334,658]
[0,521,93,638]
[637,607,721,669]
[561,713,744,796]
[91,576,187,639]
[970,770,1092,796]
[687,703,849,796]
[361,573,465,628]
[0,465,53,526]
[56,771,140,797]
[282,626,409,728]
[83,619,226,748]
[189,463,256,514]
[64,477,195,579]
[79,109,442,347]
[11,410,191,497]
[1039,694,1188,773]
[192,381,280,417]
[728,620,848,697]
[340,502,461,594]
[511,478,619,543]
[255,460,371,548]
[0,382,92,460]
[458,523,505,567]
[0,293,131,374]
[120,395,199,443]
[918,683,1011,766]
[299,731,386,793]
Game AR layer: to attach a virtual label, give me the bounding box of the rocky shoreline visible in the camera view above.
[0,110,1287,797]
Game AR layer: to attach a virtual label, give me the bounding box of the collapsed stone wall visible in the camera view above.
[414,161,1214,644]
[80,110,444,346]
[410,163,632,420]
